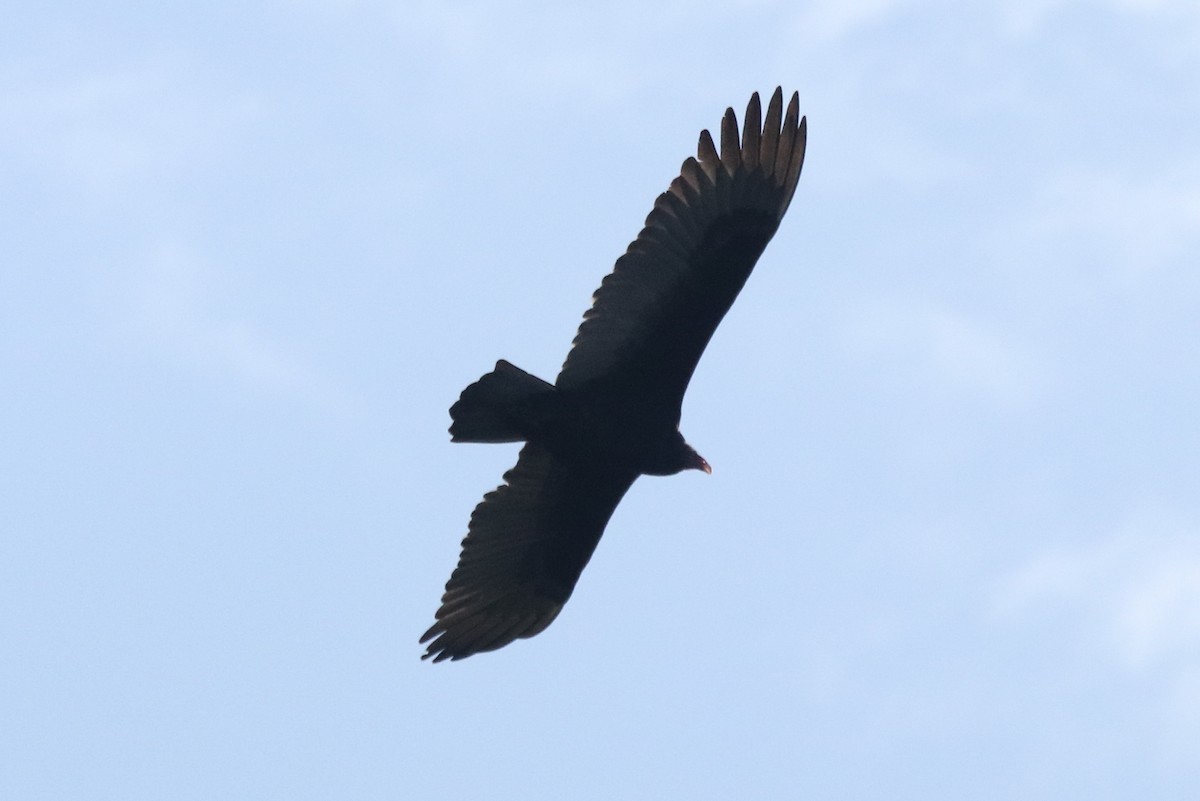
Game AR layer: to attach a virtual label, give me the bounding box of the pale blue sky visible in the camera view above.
[3,1,1199,799]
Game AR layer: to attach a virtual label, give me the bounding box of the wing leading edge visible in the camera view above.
[556,88,807,419]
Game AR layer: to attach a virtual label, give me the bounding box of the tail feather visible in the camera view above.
[449,360,556,443]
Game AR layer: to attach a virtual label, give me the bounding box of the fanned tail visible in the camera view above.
[449,360,557,443]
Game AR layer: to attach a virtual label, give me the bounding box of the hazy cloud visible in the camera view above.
[998,0,1200,26]
[128,243,360,415]
[1025,167,1200,284]
[994,511,1200,670]
[0,55,259,196]
[392,1,668,105]
[789,0,925,43]
[843,300,1043,407]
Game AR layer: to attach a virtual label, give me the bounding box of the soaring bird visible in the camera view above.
[422,88,807,662]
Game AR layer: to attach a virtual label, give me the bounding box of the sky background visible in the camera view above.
[3,1,1199,798]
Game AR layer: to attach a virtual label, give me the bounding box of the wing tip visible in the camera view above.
[420,605,558,663]
[697,128,719,165]
[690,88,805,196]
[741,91,762,170]
[719,107,742,172]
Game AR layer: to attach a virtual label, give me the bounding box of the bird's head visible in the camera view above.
[644,431,712,476]
[682,443,712,475]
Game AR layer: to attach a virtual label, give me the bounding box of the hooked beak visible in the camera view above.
[695,454,712,475]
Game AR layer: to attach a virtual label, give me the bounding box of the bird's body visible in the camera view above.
[422,89,807,662]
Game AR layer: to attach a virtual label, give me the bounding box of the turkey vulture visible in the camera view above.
[422,88,807,662]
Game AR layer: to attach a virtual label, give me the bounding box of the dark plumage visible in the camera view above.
[422,89,807,662]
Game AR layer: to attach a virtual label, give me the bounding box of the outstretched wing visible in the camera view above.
[421,443,638,662]
[556,88,807,419]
